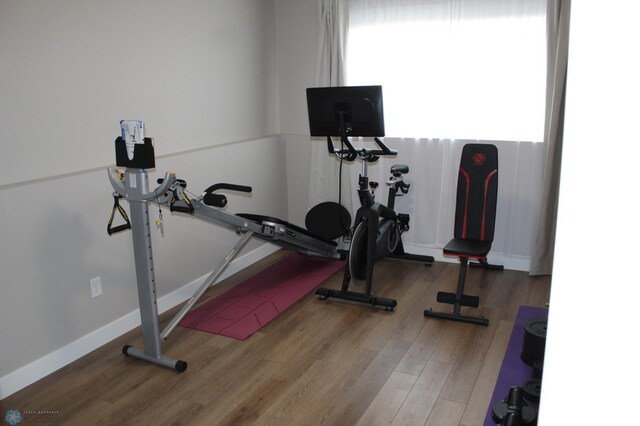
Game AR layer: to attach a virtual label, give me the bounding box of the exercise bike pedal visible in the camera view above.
[397,213,410,232]
[436,291,480,308]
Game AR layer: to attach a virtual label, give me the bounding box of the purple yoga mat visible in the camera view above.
[180,254,345,340]
[484,305,548,425]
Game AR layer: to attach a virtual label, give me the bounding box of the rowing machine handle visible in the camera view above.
[204,183,252,194]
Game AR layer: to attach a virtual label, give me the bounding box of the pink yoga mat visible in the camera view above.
[180,254,345,340]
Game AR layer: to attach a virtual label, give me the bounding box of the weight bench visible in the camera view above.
[424,143,503,326]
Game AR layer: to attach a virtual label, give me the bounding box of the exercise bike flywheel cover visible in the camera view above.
[348,220,369,281]
[305,202,352,240]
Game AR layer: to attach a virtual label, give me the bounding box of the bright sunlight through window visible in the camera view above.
[346,1,546,142]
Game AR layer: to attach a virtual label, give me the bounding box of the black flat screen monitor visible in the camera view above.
[306,85,385,138]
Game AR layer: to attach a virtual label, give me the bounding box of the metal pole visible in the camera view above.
[122,168,185,370]
[160,231,253,340]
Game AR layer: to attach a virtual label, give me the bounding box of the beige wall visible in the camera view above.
[0,0,281,396]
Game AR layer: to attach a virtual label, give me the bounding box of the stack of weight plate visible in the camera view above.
[520,319,547,404]
[521,320,547,365]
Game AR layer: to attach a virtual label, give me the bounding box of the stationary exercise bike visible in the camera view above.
[307,86,434,310]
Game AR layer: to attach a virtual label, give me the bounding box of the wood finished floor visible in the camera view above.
[0,251,550,425]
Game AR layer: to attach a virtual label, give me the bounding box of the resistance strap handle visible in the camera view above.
[170,203,194,214]
[107,192,132,235]
[169,187,195,214]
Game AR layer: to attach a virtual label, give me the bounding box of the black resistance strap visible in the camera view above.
[107,192,132,235]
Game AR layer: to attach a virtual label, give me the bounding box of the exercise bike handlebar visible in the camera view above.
[327,136,397,161]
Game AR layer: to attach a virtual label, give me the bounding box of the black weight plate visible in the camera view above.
[522,320,547,365]
[492,400,538,425]
[520,350,536,366]
[533,359,544,379]
[525,320,547,339]
[521,379,542,403]
[521,348,544,365]
[521,406,538,425]
[522,336,546,352]
[492,401,508,423]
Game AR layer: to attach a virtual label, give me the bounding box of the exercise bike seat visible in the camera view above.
[390,164,409,176]
[236,213,337,246]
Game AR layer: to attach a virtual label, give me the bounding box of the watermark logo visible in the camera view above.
[4,410,22,425]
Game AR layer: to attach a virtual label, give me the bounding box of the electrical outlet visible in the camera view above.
[90,276,102,298]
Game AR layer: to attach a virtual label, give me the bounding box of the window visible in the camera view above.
[346,0,546,142]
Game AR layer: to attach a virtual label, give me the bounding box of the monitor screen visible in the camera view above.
[306,85,385,138]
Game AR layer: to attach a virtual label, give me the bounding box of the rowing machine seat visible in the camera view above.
[237,213,337,246]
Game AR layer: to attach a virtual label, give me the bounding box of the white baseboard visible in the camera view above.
[0,244,280,400]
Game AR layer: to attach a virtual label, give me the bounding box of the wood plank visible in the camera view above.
[396,318,448,376]
[173,359,282,425]
[131,399,205,425]
[439,318,499,403]
[431,322,474,364]
[460,319,513,426]
[285,347,378,425]
[391,360,453,425]
[356,371,418,426]
[425,399,466,426]
[392,262,447,343]
[358,262,434,352]
[321,338,413,425]
[252,359,339,424]
[61,399,113,425]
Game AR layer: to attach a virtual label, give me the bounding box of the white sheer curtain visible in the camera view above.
[310,0,547,269]
[308,0,356,211]
[529,0,571,275]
